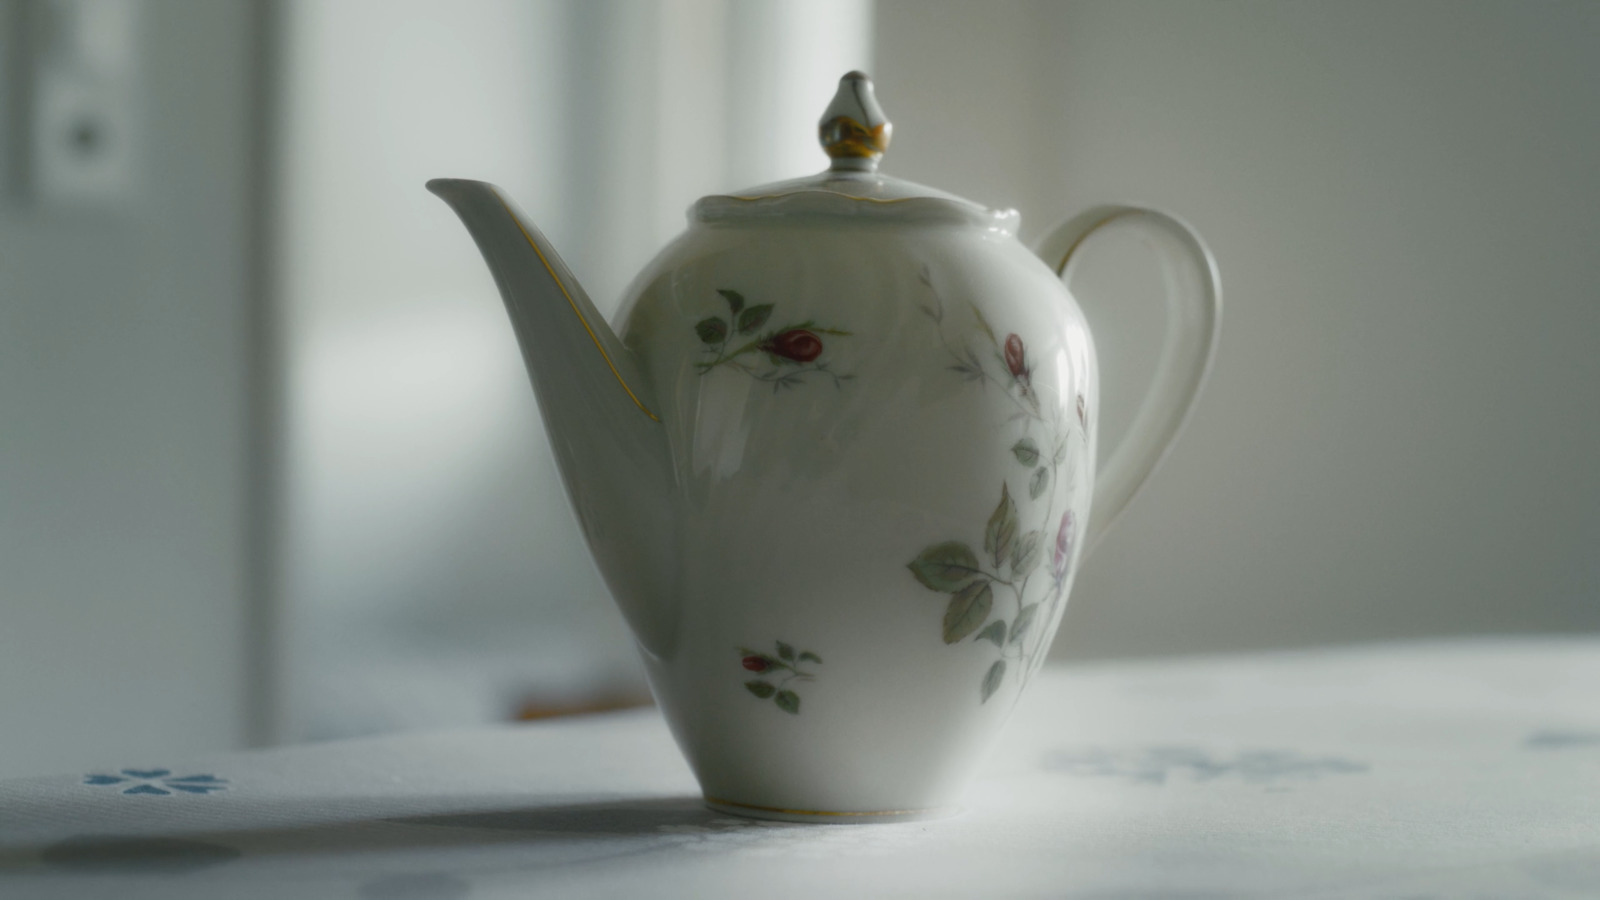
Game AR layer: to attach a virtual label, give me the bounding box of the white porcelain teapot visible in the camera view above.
[429,72,1219,822]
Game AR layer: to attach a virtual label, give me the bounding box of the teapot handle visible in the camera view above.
[1034,205,1221,553]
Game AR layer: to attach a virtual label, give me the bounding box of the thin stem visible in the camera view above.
[739,646,815,683]
[733,360,846,389]
[978,569,1016,589]
[697,337,766,372]
[925,283,1048,428]
[1003,578,1028,661]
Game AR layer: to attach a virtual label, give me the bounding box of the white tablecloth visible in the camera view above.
[1,638,1597,898]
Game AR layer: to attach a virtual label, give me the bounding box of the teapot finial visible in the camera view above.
[819,71,892,173]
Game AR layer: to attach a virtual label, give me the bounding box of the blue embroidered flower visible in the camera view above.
[83,769,228,796]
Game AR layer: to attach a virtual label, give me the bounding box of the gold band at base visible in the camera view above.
[703,795,956,819]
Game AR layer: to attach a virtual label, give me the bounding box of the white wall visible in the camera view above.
[0,0,264,776]
[876,0,1600,659]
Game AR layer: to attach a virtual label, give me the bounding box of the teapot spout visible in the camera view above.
[427,178,679,656]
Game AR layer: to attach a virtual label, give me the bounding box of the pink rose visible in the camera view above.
[1004,334,1027,379]
[1053,511,1076,580]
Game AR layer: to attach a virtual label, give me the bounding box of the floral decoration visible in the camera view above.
[694,289,853,391]
[83,768,229,796]
[906,266,1086,704]
[738,640,822,715]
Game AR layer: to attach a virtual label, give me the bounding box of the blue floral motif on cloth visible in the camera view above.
[83,769,228,796]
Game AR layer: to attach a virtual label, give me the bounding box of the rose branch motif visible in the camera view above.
[738,640,821,715]
[906,266,1088,704]
[694,289,853,391]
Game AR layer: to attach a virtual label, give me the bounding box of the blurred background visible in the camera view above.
[1,0,1596,777]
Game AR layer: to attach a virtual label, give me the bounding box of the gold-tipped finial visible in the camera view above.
[819,71,892,172]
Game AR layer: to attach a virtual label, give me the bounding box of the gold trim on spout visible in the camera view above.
[494,193,661,423]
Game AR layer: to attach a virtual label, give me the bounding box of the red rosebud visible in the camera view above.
[1053,511,1076,579]
[741,655,770,672]
[762,329,824,363]
[1004,334,1027,379]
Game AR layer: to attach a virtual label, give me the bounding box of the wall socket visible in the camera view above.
[21,0,141,210]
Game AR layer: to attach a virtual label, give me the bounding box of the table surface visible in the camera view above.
[1,638,1597,898]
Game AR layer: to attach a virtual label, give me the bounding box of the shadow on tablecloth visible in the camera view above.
[0,794,844,882]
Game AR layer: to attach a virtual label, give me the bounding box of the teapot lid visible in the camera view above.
[691,72,1020,235]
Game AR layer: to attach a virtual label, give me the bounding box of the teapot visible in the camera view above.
[428,72,1219,821]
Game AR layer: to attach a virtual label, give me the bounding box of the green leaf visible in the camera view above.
[1009,603,1039,644]
[1053,439,1069,466]
[1011,530,1042,574]
[984,484,1019,567]
[717,289,745,314]
[1029,466,1049,499]
[774,690,801,714]
[1011,438,1040,467]
[798,651,822,664]
[943,581,993,644]
[976,620,1007,647]
[695,316,728,344]
[745,681,775,698]
[981,660,1007,703]
[908,541,984,592]
[776,641,795,661]
[737,304,774,334]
